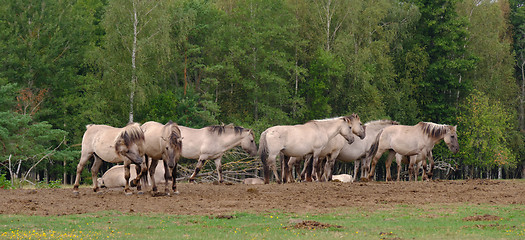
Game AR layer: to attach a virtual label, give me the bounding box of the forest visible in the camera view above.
[0,0,524,186]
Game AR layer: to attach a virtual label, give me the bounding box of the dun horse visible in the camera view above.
[323,120,399,182]
[179,124,257,183]
[73,123,147,195]
[259,114,366,184]
[141,121,182,194]
[366,122,458,181]
[290,120,398,182]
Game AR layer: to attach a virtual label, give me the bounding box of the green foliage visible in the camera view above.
[0,174,13,189]
[302,50,342,120]
[35,179,62,189]
[408,0,476,123]
[143,88,219,128]
[457,90,517,168]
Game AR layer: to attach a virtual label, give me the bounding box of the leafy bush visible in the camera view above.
[0,174,13,189]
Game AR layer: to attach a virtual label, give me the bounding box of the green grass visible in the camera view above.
[1,204,524,239]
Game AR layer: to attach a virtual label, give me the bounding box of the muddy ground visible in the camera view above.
[1,179,524,216]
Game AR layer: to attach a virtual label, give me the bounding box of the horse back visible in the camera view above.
[82,125,129,163]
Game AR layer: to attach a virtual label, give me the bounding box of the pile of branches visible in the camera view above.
[176,147,262,183]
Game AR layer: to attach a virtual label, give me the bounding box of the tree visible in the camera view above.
[0,81,69,186]
[457,90,517,177]
[408,0,476,123]
[100,0,173,123]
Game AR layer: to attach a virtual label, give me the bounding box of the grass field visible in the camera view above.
[1,203,524,240]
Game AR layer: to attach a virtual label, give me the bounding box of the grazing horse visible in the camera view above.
[366,122,458,181]
[141,121,182,194]
[259,114,366,184]
[73,123,147,195]
[179,124,257,183]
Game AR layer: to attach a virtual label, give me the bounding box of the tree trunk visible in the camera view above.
[63,159,67,184]
[129,0,139,123]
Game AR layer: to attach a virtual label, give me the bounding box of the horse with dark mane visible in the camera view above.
[365,122,458,181]
[73,122,147,195]
[179,124,257,183]
[141,121,182,194]
[259,114,366,184]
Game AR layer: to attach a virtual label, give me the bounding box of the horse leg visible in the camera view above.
[149,159,159,193]
[301,156,312,182]
[189,158,207,182]
[287,157,298,183]
[73,151,93,193]
[90,155,103,193]
[395,154,402,182]
[426,152,434,180]
[281,154,289,184]
[385,151,395,182]
[366,149,386,181]
[123,161,132,195]
[214,157,224,183]
[168,160,179,194]
[352,159,360,182]
[323,156,336,182]
[133,163,145,193]
[408,155,416,181]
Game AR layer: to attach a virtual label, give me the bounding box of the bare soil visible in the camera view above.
[1,179,524,216]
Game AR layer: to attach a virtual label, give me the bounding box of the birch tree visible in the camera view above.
[100,0,172,123]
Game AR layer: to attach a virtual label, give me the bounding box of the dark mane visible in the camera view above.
[207,125,245,135]
[418,122,448,139]
[116,122,145,149]
[166,121,182,149]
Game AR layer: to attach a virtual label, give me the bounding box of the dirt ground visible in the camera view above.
[1,179,524,216]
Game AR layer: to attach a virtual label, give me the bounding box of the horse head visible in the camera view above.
[443,125,459,153]
[347,114,366,139]
[339,125,356,144]
[162,121,183,168]
[115,123,145,165]
[241,129,258,157]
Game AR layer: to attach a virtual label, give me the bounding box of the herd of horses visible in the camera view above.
[72,114,459,195]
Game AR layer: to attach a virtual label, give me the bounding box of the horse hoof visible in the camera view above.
[96,191,104,195]
[138,191,144,195]
[125,191,133,196]
[73,191,80,196]
[173,191,180,195]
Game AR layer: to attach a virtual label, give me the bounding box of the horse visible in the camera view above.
[392,151,432,181]
[73,123,147,195]
[141,121,182,194]
[366,122,458,181]
[97,162,167,189]
[243,178,265,184]
[331,174,353,183]
[291,120,398,183]
[259,114,366,184]
[179,124,257,183]
[284,134,352,183]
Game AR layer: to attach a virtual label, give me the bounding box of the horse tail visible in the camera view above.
[258,131,271,184]
[366,129,383,165]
